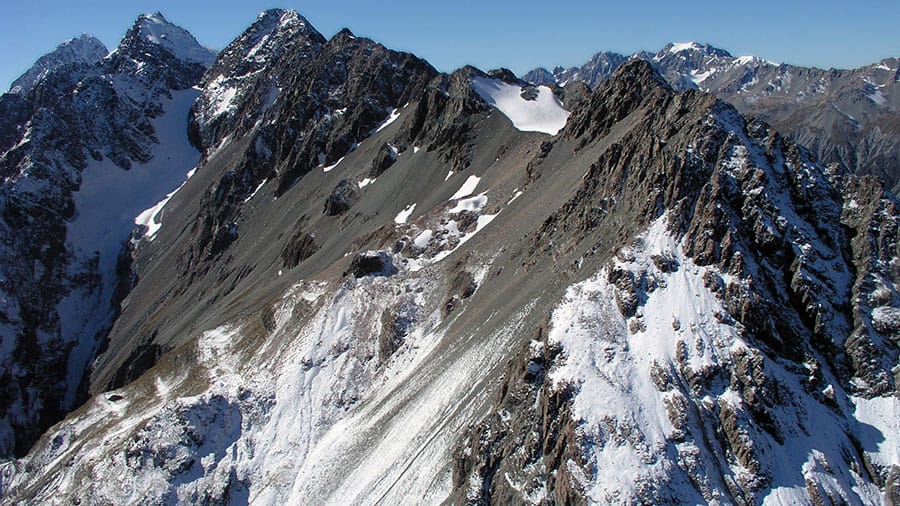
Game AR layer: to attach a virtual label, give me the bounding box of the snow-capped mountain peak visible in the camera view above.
[9,34,107,94]
[126,12,216,66]
[189,8,327,151]
[661,41,733,58]
[256,7,307,28]
[666,41,701,54]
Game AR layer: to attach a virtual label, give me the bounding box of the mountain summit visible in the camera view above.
[8,34,107,95]
[123,12,216,66]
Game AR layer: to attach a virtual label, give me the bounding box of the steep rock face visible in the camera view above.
[0,36,107,155]
[189,9,326,152]
[0,13,212,457]
[527,45,900,190]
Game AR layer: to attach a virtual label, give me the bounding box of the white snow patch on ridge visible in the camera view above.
[394,203,416,224]
[450,175,481,200]
[137,13,216,66]
[449,193,488,213]
[134,186,180,240]
[322,156,344,173]
[668,41,700,54]
[470,77,569,135]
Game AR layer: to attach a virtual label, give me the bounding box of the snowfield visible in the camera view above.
[61,88,202,410]
[470,76,570,135]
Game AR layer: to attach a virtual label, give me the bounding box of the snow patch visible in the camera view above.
[134,186,180,240]
[394,203,417,224]
[668,42,700,54]
[689,69,715,85]
[243,179,267,203]
[867,88,887,106]
[470,77,569,135]
[374,108,401,133]
[449,193,488,213]
[211,84,238,117]
[430,214,497,264]
[322,156,344,173]
[852,395,900,469]
[450,175,481,200]
[414,229,433,249]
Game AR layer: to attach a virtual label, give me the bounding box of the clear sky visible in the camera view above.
[1,0,898,90]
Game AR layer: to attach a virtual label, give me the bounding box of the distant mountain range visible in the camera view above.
[526,42,900,191]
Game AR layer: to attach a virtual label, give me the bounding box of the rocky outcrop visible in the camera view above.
[189,9,326,152]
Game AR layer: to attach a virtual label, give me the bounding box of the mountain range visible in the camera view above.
[525,42,900,192]
[0,9,898,505]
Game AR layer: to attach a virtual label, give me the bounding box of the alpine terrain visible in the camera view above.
[0,9,898,505]
[526,43,900,192]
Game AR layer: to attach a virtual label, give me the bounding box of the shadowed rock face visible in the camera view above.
[0,13,214,458]
[2,13,899,506]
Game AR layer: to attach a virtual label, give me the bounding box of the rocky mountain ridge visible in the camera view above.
[0,10,898,505]
[525,42,900,191]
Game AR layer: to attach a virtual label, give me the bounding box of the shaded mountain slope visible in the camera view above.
[0,13,213,457]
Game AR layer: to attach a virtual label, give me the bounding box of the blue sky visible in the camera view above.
[2,1,898,89]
